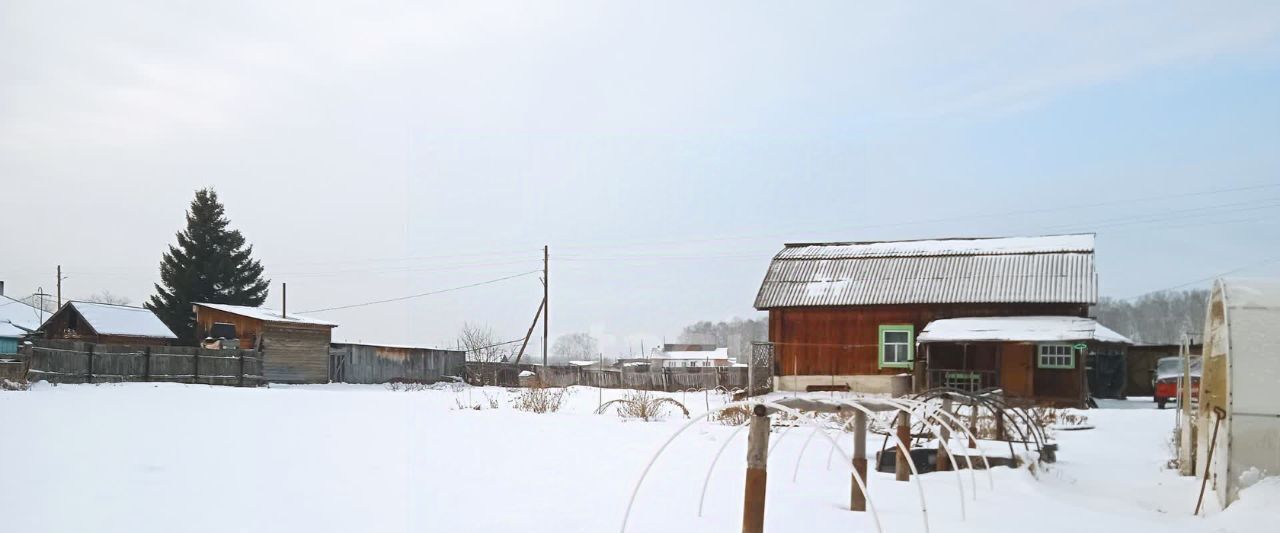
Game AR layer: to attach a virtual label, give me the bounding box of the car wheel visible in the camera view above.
[1156,398,1167,409]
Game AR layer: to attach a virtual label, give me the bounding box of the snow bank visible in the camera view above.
[0,386,1273,532]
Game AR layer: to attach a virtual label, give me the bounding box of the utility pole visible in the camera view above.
[56,265,62,307]
[34,287,51,325]
[542,245,549,368]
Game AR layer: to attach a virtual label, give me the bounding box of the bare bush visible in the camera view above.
[710,405,751,426]
[598,390,690,421]
[1,379,29,391]
[511,383,566,414]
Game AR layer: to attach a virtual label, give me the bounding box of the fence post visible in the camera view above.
[86,343,94,384]
[238,351,246,387]
[851,410,868,512]
[895,410,911,482]
[743,404,770,533]
[144,346,152,381]
[193,349,200,385]
[936,397,953,472]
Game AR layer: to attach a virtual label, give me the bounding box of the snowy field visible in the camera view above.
[1,383,1275,533]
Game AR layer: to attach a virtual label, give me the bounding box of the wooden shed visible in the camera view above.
[916,316,1131,407]
[753,234,1097,393]
[1125,341,1203,397]
[39,301,177,346]
[192,302,337,384]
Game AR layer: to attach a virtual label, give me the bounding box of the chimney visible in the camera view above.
[281,282,287,318]
[0,280,5,296]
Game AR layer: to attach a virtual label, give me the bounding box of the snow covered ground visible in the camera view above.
[0,383,1275,532]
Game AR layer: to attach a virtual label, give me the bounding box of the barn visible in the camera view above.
[192,303,337,384]
[39,301,177,346]
[1192,278,1280,509]
[753,234,1099,395]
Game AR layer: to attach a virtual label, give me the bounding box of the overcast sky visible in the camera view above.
[3,1,1280,354]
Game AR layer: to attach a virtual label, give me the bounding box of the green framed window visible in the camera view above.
[1037,344,1075,369]
[878,325,914,369]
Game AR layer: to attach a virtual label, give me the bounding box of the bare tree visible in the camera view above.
[83,290,132,306]
[551,332,598,363]
[1096,289,1210,344]
[679,316,768,361]
[457,322,510,363]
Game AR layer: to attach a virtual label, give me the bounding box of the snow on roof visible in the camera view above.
[194,303,337,327]
[776,233,1094,260]
[0,295,46,332]
[653,347,730,360]
[64,301,178,339]
[918,316,1132,344]
[0,321,28,338]
[756,234,1097,309]
[568,360,598,367]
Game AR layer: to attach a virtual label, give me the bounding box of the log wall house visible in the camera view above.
[39,301,177,346]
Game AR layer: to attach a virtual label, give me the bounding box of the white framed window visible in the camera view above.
[879,325,914,368]
[1038,344,1075,369]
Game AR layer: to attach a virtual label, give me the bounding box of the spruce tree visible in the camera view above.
[147,188,269,342]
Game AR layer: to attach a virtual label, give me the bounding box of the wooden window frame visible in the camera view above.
[878,324,914,369]
[1037,343,1075,369]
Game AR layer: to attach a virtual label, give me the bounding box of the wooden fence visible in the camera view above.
[329,343,465,384]
[20,339,263,386]
[464,362,749,391]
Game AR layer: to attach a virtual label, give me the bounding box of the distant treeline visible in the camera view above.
[1095,289,1208,345]
[678,317,767,361]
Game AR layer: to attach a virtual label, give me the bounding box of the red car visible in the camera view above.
[1153,356,1201,409]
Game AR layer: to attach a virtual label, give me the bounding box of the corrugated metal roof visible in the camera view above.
[754,234,1097,309]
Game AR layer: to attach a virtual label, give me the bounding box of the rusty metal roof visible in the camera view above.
[754,234,1097,309]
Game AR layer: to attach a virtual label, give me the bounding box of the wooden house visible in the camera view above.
[192,302,337,384]
[39,301,177,346]
[754,234,1100,397]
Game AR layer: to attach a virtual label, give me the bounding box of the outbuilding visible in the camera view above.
[916,315,1131,407]
[39,301,177,346]
[1194,278,1280,509]
[192,303,337,383]
[753,234,1097,393]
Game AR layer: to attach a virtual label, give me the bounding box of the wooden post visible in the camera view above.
[851,410,868,512]
[742,404,770,533]
[86,344,94,384]
[144,346,152,381]
[995,409,1007,441]
[542,245,549,368]
[193,349,200,385]
[936,397,953,472]
[968,400,978,449]
[238,351,246,387]
[895,410,911,482]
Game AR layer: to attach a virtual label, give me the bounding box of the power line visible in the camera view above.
[555,182,1280,252]
[1115,255,1280,300]
[298,270,541,313]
